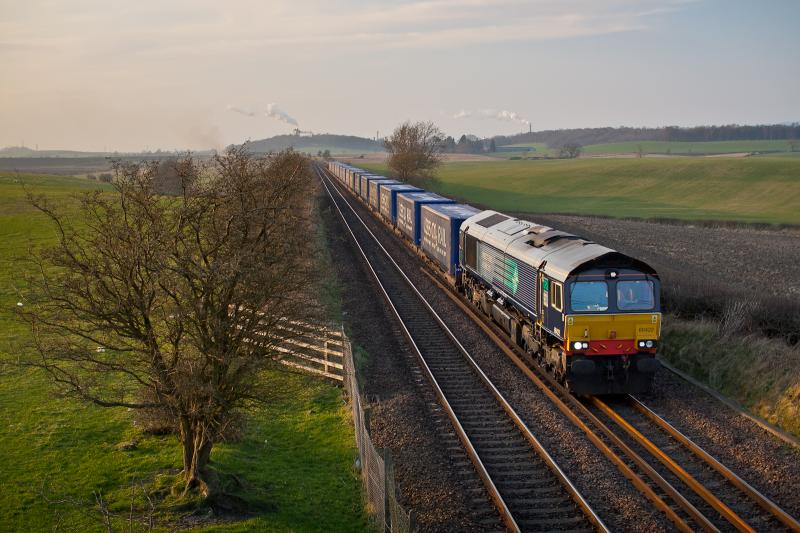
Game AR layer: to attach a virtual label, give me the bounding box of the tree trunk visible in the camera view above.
[180,416,214,498]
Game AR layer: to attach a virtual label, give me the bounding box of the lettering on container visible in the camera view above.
[422,216,449,265]
[397,202,412,234]
[380,191,390,215]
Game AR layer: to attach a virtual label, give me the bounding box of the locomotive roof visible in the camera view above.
[462,210,652,282]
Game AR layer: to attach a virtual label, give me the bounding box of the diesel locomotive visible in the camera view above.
[326,161,662,395]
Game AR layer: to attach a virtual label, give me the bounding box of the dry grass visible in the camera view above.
[661,317,800,437]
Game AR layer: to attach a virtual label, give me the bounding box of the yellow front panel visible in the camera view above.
[565,313,661,344]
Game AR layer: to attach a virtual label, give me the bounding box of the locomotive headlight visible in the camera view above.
[638,341,646,348]
[582,342,589,349]
[573,341,583,350]
[645,340,654,348]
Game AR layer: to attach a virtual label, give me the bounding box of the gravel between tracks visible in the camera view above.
[331,183,671,532]
[638,370,800,520]
[521,213,800,518]
[320,191,484,532]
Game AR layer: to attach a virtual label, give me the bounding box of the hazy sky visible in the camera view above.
[1,0,798,151]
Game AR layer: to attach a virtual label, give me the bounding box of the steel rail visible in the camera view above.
[317,167,522,532]
[628,396,800,532]
[591,397,755,532]
[324,161,799,533]
[317,165,608,532]
[421,269,713,533]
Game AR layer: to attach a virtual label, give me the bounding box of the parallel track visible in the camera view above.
[589,396,800,533]
[316,166,606,532]
[422,253,800,533]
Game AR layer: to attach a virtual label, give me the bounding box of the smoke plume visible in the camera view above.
[227,103,299,126]
[453,108,530,127]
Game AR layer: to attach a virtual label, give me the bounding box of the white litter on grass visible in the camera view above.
[96,346,106,353]
[16,302,23,307]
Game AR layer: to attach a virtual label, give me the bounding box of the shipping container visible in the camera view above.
[378,184,422,223]
[355,173,378,196]
[352,171,376,194]
[396,192,455,245]
[368,179,400,209]
[359,175,389,201]
[420,203,481,276]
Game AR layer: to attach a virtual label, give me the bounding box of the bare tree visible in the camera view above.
[384,121,443,186]
[18,147,317,502]
[558,143,582,159]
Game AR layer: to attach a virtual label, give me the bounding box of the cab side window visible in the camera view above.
[552,282,563,312]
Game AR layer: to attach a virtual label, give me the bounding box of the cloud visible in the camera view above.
[454,108,531,126]
[265,103,298,126]
[227,103,298,127]
[0,0,692,58]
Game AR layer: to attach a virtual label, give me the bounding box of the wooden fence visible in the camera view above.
[273,320,344,381]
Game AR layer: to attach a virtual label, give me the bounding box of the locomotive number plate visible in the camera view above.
[637,325,657,337]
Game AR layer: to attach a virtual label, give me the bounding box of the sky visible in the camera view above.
[1,0,798,151]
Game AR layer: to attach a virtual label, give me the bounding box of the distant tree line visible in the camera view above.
[242,133,383,153]
[493,123,800,149]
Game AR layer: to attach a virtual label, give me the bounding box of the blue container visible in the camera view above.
[359,175,389,200]
[379,184,422,223]
[347,168,361,189]
[368,179,400,209]
[396,192,455,245]
[420,203,480,276]
[354,173,378,197]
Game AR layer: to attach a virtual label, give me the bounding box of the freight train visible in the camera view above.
[326,161,662,395]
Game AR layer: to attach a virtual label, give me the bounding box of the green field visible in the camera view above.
[361,156,800,224]
[581,139,796,155]
[0,173,368,532]
[491,142,557,158]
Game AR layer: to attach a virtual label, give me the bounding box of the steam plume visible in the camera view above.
[227,103,299,126]
[453,108,530,127]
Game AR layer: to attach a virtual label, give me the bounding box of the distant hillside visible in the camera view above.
[243,133,383,154]
[494,123,800,149]
[0,146,110,158]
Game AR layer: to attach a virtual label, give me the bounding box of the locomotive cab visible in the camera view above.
[559,254,661,395]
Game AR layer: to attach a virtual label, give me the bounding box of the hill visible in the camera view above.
[0,146,110,158]
[358,156,800,225]
[244,133,383,154]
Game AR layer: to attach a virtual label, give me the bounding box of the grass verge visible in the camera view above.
[0,172,369,532]
[660,317,800,438]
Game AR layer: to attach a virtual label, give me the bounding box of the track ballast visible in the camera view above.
[317,165,605,533]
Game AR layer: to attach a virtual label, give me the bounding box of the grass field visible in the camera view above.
[580,139,796,155]
[0,172,368,532]
[361,156,800,225]
[490,142,557,158]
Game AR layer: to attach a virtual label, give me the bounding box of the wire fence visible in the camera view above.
[342,329,416,533]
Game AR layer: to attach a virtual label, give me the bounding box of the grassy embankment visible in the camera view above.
[0,172,369,531]
[362,156,800,225]
[661,319,800,437]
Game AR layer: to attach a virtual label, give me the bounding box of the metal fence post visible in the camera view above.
[340,329,413,532]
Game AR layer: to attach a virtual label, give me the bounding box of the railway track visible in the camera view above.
[316,165,606,532]
[422,258,800,533]
[589,395,800,533]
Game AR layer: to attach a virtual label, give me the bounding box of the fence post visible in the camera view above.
[324,340,330,375]
[385,452,394,532]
